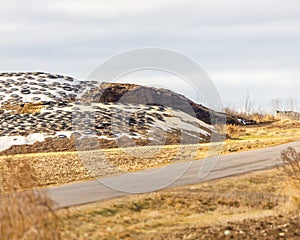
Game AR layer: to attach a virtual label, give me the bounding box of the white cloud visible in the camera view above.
[48,0,173,18]
[0,0,299,111]
[211,70,300,110]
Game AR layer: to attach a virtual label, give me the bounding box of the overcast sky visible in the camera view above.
[0,0,299,112]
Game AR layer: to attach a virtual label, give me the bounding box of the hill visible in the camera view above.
[82,82,249,125]
[0,72,250,155]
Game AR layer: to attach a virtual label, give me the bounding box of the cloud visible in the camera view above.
[0,0,298,111]
[211,70,300,110]
[47,0,172,18]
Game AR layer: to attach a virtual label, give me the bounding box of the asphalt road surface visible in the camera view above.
[48,141,300,208]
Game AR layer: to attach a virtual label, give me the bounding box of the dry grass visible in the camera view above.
[216,124,246,139]
[281,147,300,181]
[224,108,275,124]
[20,102,44,114]
[250,113,275,123]
[0,158,62,240]
[224,120,300,141]
[58,168,292,239]
[281,147,300,211]
[1,102,43,114]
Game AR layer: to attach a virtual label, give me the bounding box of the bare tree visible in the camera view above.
[224,101,238,115]
[272,97,298,113]
[271,98,283,113]
[244,93,253,116]
[285,97,297,111]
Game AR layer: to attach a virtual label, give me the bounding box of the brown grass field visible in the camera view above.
[59,168,300,239]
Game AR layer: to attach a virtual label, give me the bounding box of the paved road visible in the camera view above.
[48,141,300,208]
